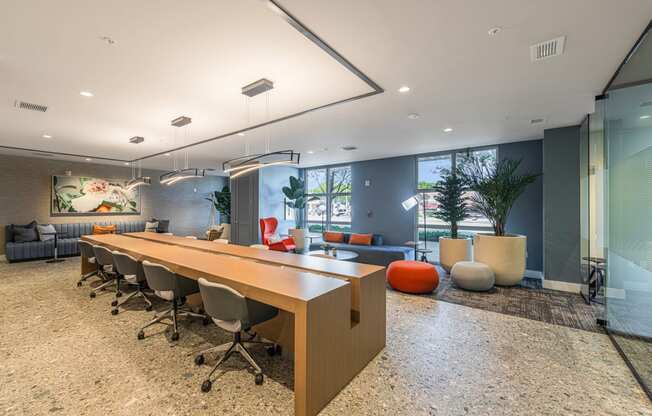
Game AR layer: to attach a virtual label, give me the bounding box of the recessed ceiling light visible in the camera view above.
[488,27,502,36]
[640,115,651,119]
[306,150,315,154]
[237,132,246,137]
[407,113,420,120]
[124,162,130,165]
[443,127,453,133]
[85,158,92,161]
[398,86,410,93]
[42,134,52,139]
[164,153,171,157]
[80,91,94,97]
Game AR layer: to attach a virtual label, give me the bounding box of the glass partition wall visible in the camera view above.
[596,22,652,399]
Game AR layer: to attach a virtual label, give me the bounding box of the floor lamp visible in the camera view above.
[402,194,428,261]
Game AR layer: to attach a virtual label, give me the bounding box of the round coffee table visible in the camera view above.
[307,250,359,261]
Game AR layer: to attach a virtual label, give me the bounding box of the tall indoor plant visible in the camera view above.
[206,185,231,240]
[433,169,471,272]
[459,157,539,285]
[282,175,307,250]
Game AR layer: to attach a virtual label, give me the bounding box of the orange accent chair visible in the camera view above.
[387,260,439,294]
[259,217,296,252]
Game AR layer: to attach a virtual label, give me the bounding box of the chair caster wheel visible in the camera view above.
[145,305,153,312]
[202,317,211,326]
[116,291,122,298]
[137,331,144,340]
[266,345,282,356]
[201,380,212,393]
[194,354,205,366]
[255,373,264,385]
[111,300,118,307]
[111,308,118,315]
[76,281,82,287]
[89,292,96,299]
[171,332,179,341]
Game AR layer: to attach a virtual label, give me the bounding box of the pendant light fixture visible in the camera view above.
[224,78,300,179]
[125,137,150,191]
[160,116,213,185]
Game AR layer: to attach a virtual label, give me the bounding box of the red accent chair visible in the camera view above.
[259,217,296,252]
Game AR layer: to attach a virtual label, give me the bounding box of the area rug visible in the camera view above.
[421,270,605,333]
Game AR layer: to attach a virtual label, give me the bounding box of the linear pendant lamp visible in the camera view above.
[160,116,213,185]
[126,143,151,191]
[227,78,300,179]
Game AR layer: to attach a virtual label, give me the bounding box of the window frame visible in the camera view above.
[304,164,352,232]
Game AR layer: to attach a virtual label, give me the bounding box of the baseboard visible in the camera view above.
[525,269,543,280]
[542,279,581,293]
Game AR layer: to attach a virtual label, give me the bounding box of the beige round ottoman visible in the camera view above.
[451,261,495,291]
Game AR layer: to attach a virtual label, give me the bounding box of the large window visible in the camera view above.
[305,166,352,232]
[416,148,497,241]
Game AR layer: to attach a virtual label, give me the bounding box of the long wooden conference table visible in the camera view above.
[81,232,386,416]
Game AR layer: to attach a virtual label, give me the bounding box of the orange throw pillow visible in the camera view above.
[323,231,344,243]
[93,224,117,235]
[349,233,373,246]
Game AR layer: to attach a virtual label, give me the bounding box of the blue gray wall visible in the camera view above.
[258,165,300,239]
[498,140,544,271]
[543,126,581,284]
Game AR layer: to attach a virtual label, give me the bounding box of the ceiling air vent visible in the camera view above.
[14,100,48,113]
[129,136,145,144]
[530,118,545,125]
[340,145,358,151]
[530,36,566,62]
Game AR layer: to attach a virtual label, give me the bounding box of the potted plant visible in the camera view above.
[459,158,539,286]
[206,185,231,240]
[433,169,471,272]
[282,175,307,250]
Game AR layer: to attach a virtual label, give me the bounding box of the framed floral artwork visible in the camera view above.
[51,176,140,215]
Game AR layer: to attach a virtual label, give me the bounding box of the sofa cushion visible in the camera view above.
[152,218,170,233]
[37,224,57,241]
[145,221,159,232]
[324,232,344,243]
[13,224,39,243]
[349,233,373,246]
[93,224,117,235]
[9,220,37,243]
[308,241,414,267]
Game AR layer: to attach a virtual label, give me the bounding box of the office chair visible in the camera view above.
[195,277,281,392]
[89,245,119,299]
[139,261,209,341]
[77,240,99,287]
[259,217,296,252]
[110,251,153,315]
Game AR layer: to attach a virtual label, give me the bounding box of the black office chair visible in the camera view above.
[195,277,280,392]
[89,245,118,298]
[138,261,209,341]
[77,240,99,287]
[110,251,153,315]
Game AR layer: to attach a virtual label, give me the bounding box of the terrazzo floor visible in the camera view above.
[1,257,651,416]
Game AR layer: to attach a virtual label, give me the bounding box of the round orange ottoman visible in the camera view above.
[387,260,439,294]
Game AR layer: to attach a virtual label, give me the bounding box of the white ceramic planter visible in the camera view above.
[289,228,306,251]
[473,234,526,286]
[220,223,231,241]
[439,237,472,272]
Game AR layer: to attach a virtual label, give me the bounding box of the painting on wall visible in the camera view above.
[51,176,140,216]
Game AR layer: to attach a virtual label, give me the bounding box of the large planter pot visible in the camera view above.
[289,228,306,251]
[473,234,526,286]
[439,237,472,272]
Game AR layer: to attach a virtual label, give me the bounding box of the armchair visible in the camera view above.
[259,217,296,252]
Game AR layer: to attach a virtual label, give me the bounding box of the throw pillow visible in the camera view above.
[92,224,117,235]
[349,233,373,246]
[151,218,170,233]
[10,220,37,242]
[323,232,344,243]
[13,225,39,243]
[37,224,57,241]
[145,221,159,233]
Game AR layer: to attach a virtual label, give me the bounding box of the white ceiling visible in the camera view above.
[1,0,652,172]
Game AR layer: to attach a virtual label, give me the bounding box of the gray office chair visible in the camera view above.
[195,277,280,392]
[89,245,119,299]
[139,260,209,341]
[110,251,153,315]
[77,240,99,287]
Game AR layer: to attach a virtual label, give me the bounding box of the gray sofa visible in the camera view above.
[308,233,414,267]
[4,221,146,262]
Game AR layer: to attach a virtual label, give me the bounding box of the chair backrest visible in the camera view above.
[198,278,248,325]
[92,245,114,266]
[112,251,139,276]
[142,260,176,292]
[78,240,96,258]
[249,244,269,250]
[259,217,278,246]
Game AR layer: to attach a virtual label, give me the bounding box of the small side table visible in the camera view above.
[43,232,67,263]
[415,248,432,263]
